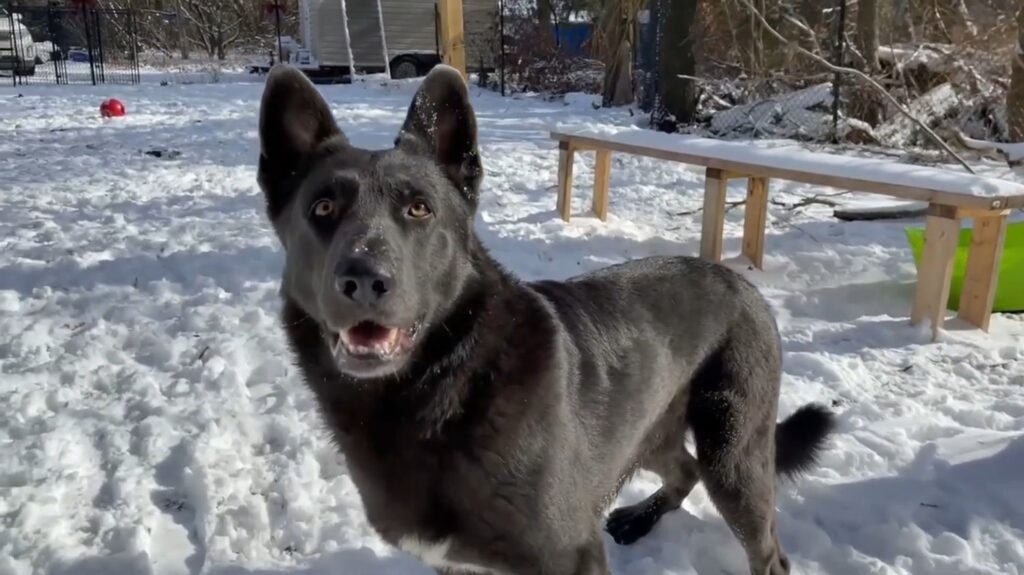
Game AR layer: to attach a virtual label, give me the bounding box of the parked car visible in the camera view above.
[0,11,36,76]
[68,47,89,63]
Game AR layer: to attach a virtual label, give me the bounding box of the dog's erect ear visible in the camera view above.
[258,65,344,216]
[396,65,483,202]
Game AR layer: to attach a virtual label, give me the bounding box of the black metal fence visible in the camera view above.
[3,1,140,86]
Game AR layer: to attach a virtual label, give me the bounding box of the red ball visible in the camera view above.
[100,98,126,118]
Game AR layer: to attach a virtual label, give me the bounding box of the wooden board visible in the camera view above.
[910,209,961,337]
[593,150,612,221]
[551,132,1024,211]
[743,177,769,269]
[956,214,1009,331]
[556,141,575,222]
[700,168,728,261]
[438,0,467,76]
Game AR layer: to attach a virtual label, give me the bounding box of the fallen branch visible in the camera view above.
[736,0,976,174]
[834,202,928,221]
[954,131,1024,168]
[672,199,746,217]
[770,190,851,211]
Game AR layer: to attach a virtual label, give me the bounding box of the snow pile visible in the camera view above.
[1,78,1023,575]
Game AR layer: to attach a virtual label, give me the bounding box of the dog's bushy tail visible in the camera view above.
[775,403,836,479]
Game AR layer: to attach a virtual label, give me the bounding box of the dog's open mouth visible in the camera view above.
[330,321,417,360]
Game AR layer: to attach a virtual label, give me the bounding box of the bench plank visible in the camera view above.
[551,129,1024,210]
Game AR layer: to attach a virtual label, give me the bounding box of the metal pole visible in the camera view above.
[130,8,140,84]
[499,0,505,96]
[831,0,847,143]
[83,6,97,85]
[6,7,15,87]
[49,6,62,84]
[94,10,106,84]
[274,5,283,64]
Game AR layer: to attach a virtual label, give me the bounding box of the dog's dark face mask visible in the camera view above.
[257,65,484,379]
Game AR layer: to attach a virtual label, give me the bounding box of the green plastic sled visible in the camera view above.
[905,221,1024,313]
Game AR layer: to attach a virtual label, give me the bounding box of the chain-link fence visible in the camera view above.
[3,1,140,86]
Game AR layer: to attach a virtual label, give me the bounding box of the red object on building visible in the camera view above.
[70,0,98,8]
[100,98,126,118]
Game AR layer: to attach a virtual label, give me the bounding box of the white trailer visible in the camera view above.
[263,0,499,80]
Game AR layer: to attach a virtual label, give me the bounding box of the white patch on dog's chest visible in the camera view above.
[398,535,499,574]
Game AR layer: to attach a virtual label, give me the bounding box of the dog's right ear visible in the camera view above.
[258,65,345,218]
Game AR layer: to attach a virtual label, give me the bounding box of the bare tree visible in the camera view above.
[799,0,823,31]
[654,0,699,131]
[538,0,553,26]
[857,0,879,71]
[850,0,886,125]
[735,0,766,74]
[1010,2,1024,141]
[594,0,644,107]
[177,0,248,60]
[948,0,977,41]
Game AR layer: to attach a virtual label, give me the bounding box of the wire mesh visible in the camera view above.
[4,1,140,86]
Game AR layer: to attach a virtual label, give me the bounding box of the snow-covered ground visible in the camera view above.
[1,76,1023,575]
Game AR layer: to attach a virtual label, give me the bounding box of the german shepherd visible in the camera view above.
[256,63,834,575]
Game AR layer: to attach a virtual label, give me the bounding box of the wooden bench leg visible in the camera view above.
[910,205,960,339]
[556,141,576,222]
[742,177,769,269]
[592,150,612,221]
[956,213,1008,331]
[700,168,728,262]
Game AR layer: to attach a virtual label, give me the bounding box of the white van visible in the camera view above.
[0,11,37,77]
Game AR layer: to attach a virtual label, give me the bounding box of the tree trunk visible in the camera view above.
[948,0,976,41]
[852,0,883,126]
[800,0,823,31]
[856,0,878,71]
[216,25,226,60]
[176,3,190,59]
[599,0,639,108]
[736,0,765,74]
[654,0,698,131]
[1009,4,1024,141]
[538,0,552,26]
[602,38,634,106]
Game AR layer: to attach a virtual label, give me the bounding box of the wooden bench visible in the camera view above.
[551,128,1024,340]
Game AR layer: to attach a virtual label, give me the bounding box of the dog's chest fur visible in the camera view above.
[331,394,535,574]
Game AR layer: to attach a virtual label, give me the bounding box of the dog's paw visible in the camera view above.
[604,502,663,546]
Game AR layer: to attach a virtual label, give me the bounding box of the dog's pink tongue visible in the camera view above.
[346,322,396,348]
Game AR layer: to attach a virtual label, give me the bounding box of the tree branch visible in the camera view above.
[735,0,976,174]
[672,199,746,217]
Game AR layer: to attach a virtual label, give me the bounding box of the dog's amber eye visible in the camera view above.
[310,199,335,218]
[407,201,432,219]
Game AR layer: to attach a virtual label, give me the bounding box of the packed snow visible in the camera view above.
[1,75,1023,575]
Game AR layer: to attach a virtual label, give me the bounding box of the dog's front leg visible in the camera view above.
[570,535,611,575]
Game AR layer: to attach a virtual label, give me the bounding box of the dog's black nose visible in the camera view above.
[335,258,393,305]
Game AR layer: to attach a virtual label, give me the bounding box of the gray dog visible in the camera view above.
[256,63,834,575]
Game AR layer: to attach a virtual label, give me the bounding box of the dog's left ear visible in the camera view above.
[396,65,483,203]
